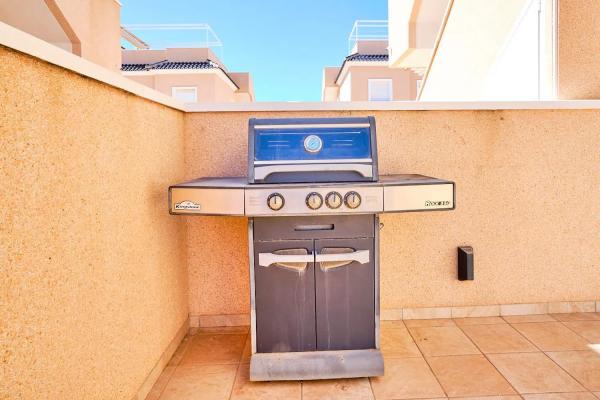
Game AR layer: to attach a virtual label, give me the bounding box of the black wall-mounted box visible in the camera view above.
[458,246,474,281]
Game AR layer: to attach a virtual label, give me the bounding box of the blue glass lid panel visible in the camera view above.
[254,127,371,161]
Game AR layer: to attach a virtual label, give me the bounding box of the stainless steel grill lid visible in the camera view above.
[248,117,378,184]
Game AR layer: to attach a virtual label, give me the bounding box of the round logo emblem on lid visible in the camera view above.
[304,135,323,153]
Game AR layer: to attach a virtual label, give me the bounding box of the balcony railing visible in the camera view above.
[348,20,388,53]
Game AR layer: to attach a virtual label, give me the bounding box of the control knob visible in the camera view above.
[344,191,362,209]
[267,193,284,211]
[325,191,342,209]
[306,192,323,210]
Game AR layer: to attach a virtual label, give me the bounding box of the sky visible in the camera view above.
[120,0,388,101]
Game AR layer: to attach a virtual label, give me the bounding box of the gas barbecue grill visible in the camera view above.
[169,117,455,381]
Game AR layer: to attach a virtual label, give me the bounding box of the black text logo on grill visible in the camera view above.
[425,200,450,207]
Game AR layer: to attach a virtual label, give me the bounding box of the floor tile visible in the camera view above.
[241,335,251,363]
[426,355,516,397]
[408,326,480,356]
[370,357,446,399]
[503,314,556,323]
[404,319,456,328]
[454,317,506,326]
[563,321,600,343]
[547,351,600,391]
[511,322,590,351]
[460,323,538,354]
[551,313,600,322]
[302,378,374,400]
[146,365,176,400]
[196,325,250,335]
[168,336,191,366]
[381,320,408,329]
[160,364,238,400]
[380,326,421,359]
[450,397,521,400]
[180,333,247,365]
[487,352,585,394]
[522,393,598,400]
[229,363,301,400]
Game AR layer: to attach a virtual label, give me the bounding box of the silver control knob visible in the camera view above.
[325,191,342,209]
[267,193,284,211]
[344,191,362,209]
[306,192,323,210]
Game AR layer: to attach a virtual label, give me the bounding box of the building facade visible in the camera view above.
[322,40,420,102]
[0,0,121,71]
[121,47,254,103]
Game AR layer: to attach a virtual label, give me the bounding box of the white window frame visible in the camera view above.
[171,86,198,103]
[368,79,393,101]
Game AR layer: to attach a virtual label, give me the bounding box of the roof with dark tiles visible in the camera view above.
[120,59,219,72]
[345,53,389,62]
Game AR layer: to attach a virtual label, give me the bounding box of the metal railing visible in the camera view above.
[348,20,388,53]
[121,23,224,59]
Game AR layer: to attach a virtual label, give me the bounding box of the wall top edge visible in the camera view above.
[0,21,186,112]
[184,100,600,112]
[4,22,600,114]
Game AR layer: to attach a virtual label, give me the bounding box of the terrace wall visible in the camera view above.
[184,109,600,320]
[0,46,188,399]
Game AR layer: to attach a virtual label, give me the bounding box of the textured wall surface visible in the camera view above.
[558,0,600,99]
[184,109,600,317]
[0,46,188,399]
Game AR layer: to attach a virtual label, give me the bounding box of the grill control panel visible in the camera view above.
[246,186,383,216]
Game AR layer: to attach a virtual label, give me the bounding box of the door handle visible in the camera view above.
[316,250,370,265]
[258,252,314,269]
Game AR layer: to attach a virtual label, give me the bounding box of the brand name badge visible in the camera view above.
[175,200,201,210]
[425,200,450,207]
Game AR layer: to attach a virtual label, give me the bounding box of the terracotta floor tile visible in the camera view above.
[229,363,301,400]
[460,323,538,354]
[522,393,598,400]
[547,351,600,391]
[168,336,191,366]
[241,335,251,363]
[180,333,247,365]
[408,326,480,356]
[550,313,600,322]
[450,397,521,400]
[503,314,557,323]
[147,365,176,400]
[563,321,600,343]
[487,352,585,394]
[454,317,507,326]
[370,357,446,399]
[511,322,589,351]
[196,325,250,335]
[381,320,408,329]
[302,378,374,400]
[160,364,238,400]
[427,355,516,397]
[404,319,456,328]
[381,326,421,359]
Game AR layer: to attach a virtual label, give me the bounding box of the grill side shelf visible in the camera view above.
[168,175,455,216]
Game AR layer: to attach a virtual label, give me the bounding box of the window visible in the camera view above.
[368,79,393,101]
[171,87,198,102]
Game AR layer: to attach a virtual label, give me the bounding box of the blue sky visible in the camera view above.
[121,0,387,101]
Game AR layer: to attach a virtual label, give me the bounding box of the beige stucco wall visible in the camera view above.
[0,46,188,399]
[152,73,236,103]
[184,109,600,317]
[558,0,600,99]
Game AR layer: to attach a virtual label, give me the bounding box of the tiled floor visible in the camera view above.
[147,313,600,400]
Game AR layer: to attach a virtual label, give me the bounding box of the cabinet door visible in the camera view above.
[315,238,375,351]
[254,240,316,353]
